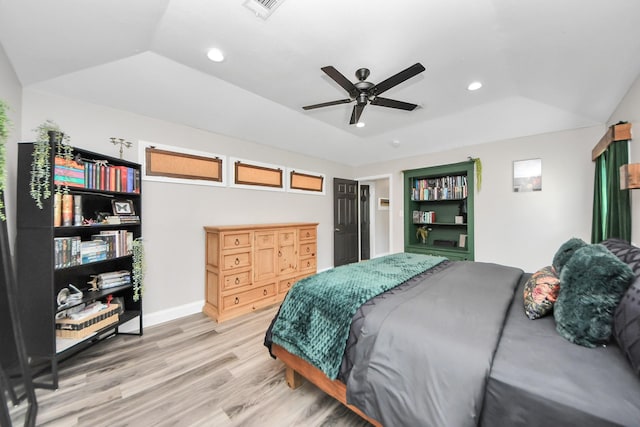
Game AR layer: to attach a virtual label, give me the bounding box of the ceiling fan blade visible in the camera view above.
[302,98,352,110]
[370,97,419,111]
[321,66,359,98]
[371,63,426,96]
[350,104,365,125]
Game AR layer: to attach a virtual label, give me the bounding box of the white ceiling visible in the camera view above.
[1,0,639,166]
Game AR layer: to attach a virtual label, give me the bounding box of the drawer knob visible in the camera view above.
[234,297,240,305]
[307,261,311,267]
[234,257,240,265]
[235,277,240,285]
[287,282,292,288]
[278,251,282,257]
[235,238,240,246]
[306,247,310,253]
[263,289,268,296]
[306,232,310,237]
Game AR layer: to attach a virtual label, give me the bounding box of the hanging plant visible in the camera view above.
[30,120,71,208]
[0,100,11,221]
[132,238,145,302]
[468,156,482,192]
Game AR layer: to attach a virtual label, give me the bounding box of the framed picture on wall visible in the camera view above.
[378,197,390,210]
[513,159,542,192]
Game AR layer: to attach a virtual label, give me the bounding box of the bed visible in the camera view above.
[264,241,640,426]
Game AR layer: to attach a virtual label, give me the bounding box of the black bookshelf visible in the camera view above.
[15,140,143,389]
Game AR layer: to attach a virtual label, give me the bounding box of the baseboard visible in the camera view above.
[118,300,204,332]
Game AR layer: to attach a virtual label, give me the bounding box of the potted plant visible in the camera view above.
[0,100,10,221]
[132,238,145,302]
[30,120,72,210]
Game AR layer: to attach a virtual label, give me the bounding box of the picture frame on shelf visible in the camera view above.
[111,199,135,216]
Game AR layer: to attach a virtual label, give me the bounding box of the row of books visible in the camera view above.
[411,175,468,201]
[54,156,140,193]
[413,210,436,224]
[54,230,134,269]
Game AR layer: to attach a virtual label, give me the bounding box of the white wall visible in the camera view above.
[354,126,601,273]
[0,41,22,255]
[20,89,352,322]
[608,71,640,246]
[374,178,390,256]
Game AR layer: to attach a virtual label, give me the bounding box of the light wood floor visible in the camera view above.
[9,306,371,427]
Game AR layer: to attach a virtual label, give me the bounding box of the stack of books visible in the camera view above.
[93,270,131,290]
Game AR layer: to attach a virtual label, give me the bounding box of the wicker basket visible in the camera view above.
[56,304,120,339]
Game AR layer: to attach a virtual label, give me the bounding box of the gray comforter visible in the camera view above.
[344,261,523,427]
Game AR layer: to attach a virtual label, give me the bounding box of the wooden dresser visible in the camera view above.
[203,223,318,322]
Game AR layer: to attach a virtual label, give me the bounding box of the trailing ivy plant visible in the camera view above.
[132,238,145,302]
[0,100,11,221]
[468,156,482,192]
[30,120,71,208]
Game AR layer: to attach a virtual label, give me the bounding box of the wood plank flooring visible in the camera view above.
[9,306,371,427]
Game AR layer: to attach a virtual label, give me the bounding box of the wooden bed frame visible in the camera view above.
[271,344,382,426]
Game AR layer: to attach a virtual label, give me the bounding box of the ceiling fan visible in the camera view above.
[302,63,425,125]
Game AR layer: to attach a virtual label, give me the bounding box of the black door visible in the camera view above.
[360,185,370,260]
[334,178,359,267]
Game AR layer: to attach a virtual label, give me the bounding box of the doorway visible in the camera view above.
[357,175,391,259]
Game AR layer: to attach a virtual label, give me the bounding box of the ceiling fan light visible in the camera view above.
[467,81,482,91]
[356,122,365,128]
[207,48,225,62]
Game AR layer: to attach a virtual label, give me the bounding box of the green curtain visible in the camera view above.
[591,139,631,243]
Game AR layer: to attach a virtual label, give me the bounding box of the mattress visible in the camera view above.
[481,278,640,427]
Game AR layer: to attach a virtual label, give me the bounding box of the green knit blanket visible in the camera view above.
[271,253,446,379]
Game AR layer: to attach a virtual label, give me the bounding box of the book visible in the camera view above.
[73,195,82,226]
[61,194,73,227]
[54,193,62,227]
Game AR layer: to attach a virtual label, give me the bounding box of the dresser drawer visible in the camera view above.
[222,251,251,270]
[278,276,297,294]
[279,230,296,245]
[222,270,252,290]
[299,243,316,259]
[223,283,276,310]
[222,232,252,250]
[299,227,316,241]
[299,257,317,272]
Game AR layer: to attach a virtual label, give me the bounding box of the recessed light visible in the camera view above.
[391,139,400,147]
[467,81,482,91]
[207,48,225,62]
[356,122,365,128]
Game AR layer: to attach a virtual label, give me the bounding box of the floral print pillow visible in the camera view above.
[523,266,560,320]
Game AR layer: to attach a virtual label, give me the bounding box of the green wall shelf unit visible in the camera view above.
[404,161,474,261]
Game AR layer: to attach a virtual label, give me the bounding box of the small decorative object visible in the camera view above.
[110,137,132,159]
[0,99,11,221]
[132,238,145,302]
[416,225,429,244]
[111,199,135,216]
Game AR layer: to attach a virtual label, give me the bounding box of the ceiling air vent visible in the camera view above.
[243,0,284,19]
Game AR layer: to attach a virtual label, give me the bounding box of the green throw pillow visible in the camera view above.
[554,244,634,347]
[552,237,588,275]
